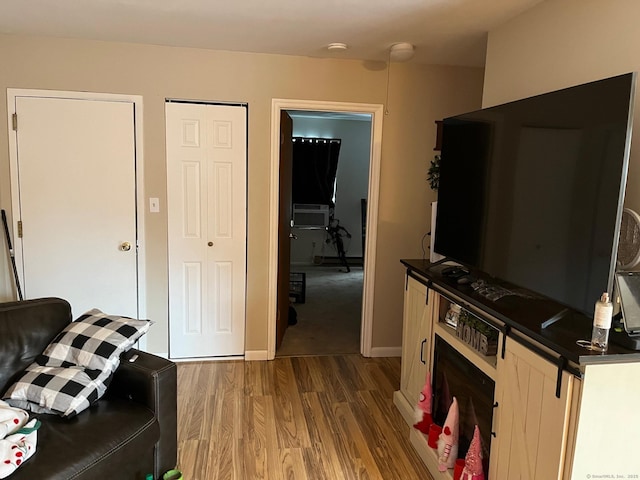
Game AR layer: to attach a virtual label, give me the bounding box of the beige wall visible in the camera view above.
[0,33,483,354]
[484,0,640,214]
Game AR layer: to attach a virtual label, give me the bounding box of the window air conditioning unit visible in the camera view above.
[292,204,329,228]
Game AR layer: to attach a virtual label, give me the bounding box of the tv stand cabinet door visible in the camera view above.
[490,338,574,480]
[395,275,433,426]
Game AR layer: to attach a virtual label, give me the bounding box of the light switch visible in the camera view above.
[149,197,160,213]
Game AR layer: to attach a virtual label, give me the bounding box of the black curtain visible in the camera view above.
[292,137,341,206]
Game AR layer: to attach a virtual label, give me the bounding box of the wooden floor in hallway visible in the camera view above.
[176,355,433,480]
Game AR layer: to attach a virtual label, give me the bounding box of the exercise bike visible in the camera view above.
[325,217,352,272]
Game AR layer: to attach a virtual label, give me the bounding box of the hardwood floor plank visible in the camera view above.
[361,357,401,397]
[272,359,312,449]
[279,448,307,480]
[353,390,432,479]
[209,379,243,478]
[300,392,347,480]
[290,357,324,394]
[176,355,433,480]
[243,395,268,479]
[331,400,385,479]
[244,359,267,396]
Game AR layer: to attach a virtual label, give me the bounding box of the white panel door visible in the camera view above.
[166,102,247,358]
[11,96,138,319]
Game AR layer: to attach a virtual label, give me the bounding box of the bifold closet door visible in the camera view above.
[166,102,247,358]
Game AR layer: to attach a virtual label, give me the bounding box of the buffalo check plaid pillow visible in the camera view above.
[38,309,150,374]
[3,309,150,418]
[3,365,108,418]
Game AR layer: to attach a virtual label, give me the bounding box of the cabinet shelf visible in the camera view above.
[433,322,497,381]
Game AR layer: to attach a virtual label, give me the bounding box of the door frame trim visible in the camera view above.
[6,89,146,344]
[267,98,384,360]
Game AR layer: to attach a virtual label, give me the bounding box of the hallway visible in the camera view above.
[277,265,363,356]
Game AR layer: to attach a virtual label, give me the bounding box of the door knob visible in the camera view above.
[208,241,214,247]
[119,241,132,252]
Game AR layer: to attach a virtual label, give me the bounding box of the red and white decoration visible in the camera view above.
[438,396,460,471]
[413,371,433,434]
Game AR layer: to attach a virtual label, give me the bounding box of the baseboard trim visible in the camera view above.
[245,350,269,361]
[369,346,402,357]
[169,355,243,362]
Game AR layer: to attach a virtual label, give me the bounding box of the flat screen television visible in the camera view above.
[434,73,636,318]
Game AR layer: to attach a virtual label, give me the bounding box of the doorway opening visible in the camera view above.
[277,110,371,356]
[267,99,384,360]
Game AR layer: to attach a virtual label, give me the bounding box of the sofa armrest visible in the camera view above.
[108,350,177,477]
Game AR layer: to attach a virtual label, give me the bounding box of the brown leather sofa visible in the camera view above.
[0,297,177,479]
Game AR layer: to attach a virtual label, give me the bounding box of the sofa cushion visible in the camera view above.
[7,395,159,480]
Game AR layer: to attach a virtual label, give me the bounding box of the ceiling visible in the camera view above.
[0,0,545,67]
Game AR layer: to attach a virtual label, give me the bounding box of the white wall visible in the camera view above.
[290,115,371,264]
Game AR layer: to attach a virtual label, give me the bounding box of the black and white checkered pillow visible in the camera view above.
[4,365,109,417]
[3,309,150,417]
[38,309,150,375]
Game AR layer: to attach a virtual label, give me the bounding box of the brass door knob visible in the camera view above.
[120,241,132,252]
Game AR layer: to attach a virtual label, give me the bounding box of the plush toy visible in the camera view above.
[437,396,459,471]
[413,371,433,434]
[461,425,485,480]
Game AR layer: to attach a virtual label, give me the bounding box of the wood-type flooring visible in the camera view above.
[177,355,433,480]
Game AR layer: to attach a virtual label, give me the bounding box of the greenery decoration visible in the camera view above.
[458,310,499,341]
[427,154,441,191]
[456,309,499,356]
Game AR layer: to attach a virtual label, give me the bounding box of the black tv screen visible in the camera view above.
[434,73,636,317]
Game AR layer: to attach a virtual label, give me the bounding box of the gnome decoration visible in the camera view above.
[461,425,485,480]
[413,371,433,434]
[437,396,459,471]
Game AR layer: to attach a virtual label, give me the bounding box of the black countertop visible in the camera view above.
[401,259,640,370]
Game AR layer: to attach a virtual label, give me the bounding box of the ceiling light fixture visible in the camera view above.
[389,42,415,62]
[327,43,348,51]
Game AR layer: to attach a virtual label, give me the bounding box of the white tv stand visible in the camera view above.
[396,260,640,480]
